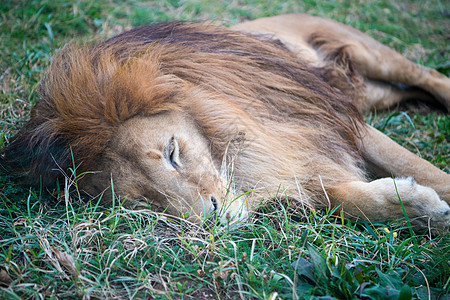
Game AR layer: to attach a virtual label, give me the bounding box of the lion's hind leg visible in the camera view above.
[303,20,450,112]
[329,177,450,230]
[232,14,450,112]
[362,79,437,112]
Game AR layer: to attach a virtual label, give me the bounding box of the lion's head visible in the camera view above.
[1,22,362,225]
[83,112,248,224]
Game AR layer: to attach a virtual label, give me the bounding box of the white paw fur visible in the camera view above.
[385,177,450,227]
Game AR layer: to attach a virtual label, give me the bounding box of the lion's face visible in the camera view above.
[82,111,248,225]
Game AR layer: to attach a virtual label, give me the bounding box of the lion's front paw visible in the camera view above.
[393,177,450,230]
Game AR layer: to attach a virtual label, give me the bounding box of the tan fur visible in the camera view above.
[2,15,449,229]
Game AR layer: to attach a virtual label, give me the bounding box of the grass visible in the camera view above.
[1,0,449,298]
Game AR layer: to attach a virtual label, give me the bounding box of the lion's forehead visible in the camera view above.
[113,112,210,158]
[116,113,181,145]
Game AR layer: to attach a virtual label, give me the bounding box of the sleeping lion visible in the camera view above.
[2,14,449,230]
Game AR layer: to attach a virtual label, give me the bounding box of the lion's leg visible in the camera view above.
[341,43,450,112]
[232,14,450,111]
[358,124,450,203]
[362,79,436,112]
[329,177,450,229]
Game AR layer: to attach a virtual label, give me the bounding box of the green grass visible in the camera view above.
[1,0,449,298]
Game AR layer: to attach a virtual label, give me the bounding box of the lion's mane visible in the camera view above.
[2,22,365,204]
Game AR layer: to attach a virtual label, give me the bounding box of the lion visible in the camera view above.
[1,14,450,230]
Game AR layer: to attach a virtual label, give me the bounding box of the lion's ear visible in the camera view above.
[1,124,71,189]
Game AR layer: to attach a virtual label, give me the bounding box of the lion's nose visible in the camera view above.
[211,196,218,212]
[202,196,218,225]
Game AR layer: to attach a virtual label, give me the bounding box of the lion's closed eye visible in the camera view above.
[166,136,181,169]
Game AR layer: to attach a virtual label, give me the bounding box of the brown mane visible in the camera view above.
[2,22,363,190]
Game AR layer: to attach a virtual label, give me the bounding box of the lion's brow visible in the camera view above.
[146,149,163,160]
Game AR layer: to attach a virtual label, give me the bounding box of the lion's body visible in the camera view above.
[2,14,450,229]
